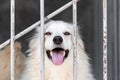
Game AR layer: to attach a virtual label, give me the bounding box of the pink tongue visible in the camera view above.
[52,51,64,65]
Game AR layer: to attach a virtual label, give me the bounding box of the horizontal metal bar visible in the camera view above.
[0,0,80,49]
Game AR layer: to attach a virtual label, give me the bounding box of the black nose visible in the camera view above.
[53,36,63,45]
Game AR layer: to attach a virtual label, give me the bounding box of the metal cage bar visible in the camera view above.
[0,0,82,80]
[1,0,109,80]
[0,0,80,49]
[10,0,15,80]
[0,0,109,80]
[103,0,108,80]
[72,0,78,80]
[40,0,45,80]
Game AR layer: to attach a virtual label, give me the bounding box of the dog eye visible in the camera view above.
[45,32,52,35]
[64,32,70,35]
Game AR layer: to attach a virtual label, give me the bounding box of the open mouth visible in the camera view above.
[46,48,69,65]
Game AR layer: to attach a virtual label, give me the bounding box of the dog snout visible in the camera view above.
[53,36,63,45]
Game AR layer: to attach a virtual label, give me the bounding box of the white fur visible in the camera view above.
[21,20,95,80]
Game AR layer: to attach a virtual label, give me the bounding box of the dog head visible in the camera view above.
[44,21,74,65]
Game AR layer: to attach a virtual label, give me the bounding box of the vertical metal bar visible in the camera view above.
[0,0,80,50]
[10,0,15,80]
[40,0,45,80]
[73,0,77,80]
[103,0,107,80]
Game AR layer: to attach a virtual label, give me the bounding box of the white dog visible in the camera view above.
[21,20,95,80]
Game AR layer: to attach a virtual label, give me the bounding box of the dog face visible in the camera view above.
[44,21,74,65]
